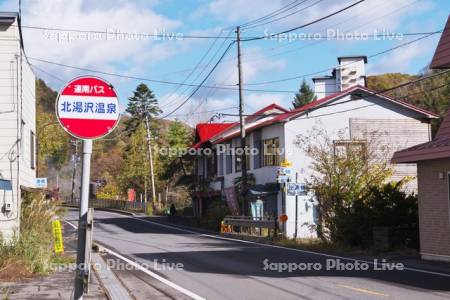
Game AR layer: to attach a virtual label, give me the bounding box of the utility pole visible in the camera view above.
[236,26,248,216]
[144,114,157,204]
[71,140,81,203]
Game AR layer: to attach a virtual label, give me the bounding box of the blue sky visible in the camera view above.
[1,0,449,124]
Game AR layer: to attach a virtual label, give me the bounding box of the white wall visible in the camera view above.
[0,16,36,240]
[283,92,431,238]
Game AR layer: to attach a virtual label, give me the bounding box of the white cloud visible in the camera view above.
[197,0,433,36]
[13,0,181,76]
[367,37,432,74]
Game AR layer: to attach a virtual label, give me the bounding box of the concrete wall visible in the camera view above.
[0,17,36,240]
[417,158,450,262]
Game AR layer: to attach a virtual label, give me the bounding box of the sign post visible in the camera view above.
[56,76,120,300]
[276,160,292,237]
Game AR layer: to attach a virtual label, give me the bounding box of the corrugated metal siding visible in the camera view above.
[350,118,431,192]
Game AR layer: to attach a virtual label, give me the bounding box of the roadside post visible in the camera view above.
[56,76,120,299]
[277,160,292,237]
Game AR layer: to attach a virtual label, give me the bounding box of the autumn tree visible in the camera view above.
[296,126,393,241]
[292,79,317,108]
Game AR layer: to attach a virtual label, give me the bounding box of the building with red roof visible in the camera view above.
[192,57,438,239]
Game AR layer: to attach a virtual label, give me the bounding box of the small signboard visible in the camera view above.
[287,182,307,196]
[36,177,47,188]
[52,220,64,254]
[277,160,293,184]
[56,76,120,140]
[276,176,290,183]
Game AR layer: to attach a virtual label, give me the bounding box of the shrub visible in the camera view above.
[0,190,61,276]
[329,181,418,248]
[200,201,230,231]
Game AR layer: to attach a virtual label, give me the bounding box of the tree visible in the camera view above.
[160,120,191,177]
[125,83,161,133]
[296,126,393,242]
[292,79,317,108]
[119,123,151,196]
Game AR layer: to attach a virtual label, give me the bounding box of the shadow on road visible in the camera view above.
[133,246,450,292]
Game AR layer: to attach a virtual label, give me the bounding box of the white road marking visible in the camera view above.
[102,247,206,300]
[97,210,450,279]
[64,218,206,300]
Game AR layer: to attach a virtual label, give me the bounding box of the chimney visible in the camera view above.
[337,56,367,91]
[312,56,367,98]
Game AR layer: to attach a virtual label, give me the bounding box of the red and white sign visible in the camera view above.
[56,76,120,139]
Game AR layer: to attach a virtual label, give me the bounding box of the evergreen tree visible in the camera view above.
[292,79,317,109]
[125,83,161,133]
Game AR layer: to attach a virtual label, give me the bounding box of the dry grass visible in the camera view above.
[0,191,64,280]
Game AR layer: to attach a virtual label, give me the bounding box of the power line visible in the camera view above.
[244,0,325,30]
[28,56,298,93]
[243,0,367,42]
[162,30,228,108]
[239,0,305,28]
[161,41,236,119]
[163,31,234,110]
[218,70,450,117]
[242,30,442,86]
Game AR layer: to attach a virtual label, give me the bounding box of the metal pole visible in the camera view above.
[236,26,248,216]
[71,140,80,204]
[74,139,92,299]
[294,172,298,239]
[144,114,157,204]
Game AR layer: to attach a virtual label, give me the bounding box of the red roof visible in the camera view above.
[193,123,235,148]
[290,85,439,118]
[430,15,450,69]
[196,86,438,146]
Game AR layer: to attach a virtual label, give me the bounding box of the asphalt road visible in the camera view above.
[66,209,450,300]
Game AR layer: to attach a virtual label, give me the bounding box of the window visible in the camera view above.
[333,140,367,160]
[225,142,232,174]
[30,131,35,169]
[253,131,262,169]
[217,151,224,176]
[235,139,250,172]
[263,138,280,166]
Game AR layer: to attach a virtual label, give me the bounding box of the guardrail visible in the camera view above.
[222,216,279,238]
[63,198,148,213]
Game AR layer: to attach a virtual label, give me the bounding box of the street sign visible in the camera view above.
[276,176,290,183]
[36,177,47,188]
[287,182,307,196]
[56,76,120,140]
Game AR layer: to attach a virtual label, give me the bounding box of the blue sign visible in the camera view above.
[36,178,48,188]
[287,183,307,196]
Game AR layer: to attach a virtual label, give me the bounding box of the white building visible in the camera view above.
[193,56,437,239]
[0,12,36,240]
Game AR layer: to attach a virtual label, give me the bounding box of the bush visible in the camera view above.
[0,190,61,276]
[329,181,418,249]
[200,201,230,231]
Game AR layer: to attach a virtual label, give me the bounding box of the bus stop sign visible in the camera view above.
[56,76,120,139]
